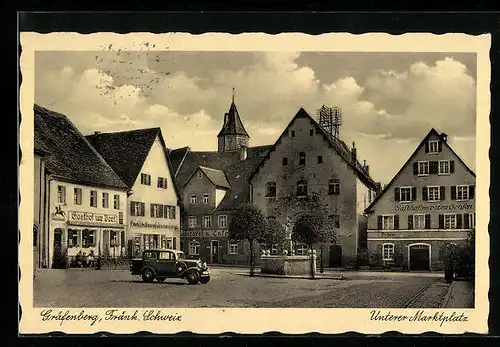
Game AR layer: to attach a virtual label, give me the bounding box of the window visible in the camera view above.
[296,244,308,255]
[102,192,109,208]
[427,186,441,201]
[381,215,395,230]
[414,214,426,230]
[265,182,276,198]
[197,171,203,179]
[299,152,306,165]
[328,179,340,195]
[141,173,151,185]
[166,238,173,250]
[159,251,174,260]
[456,185,469,200]
[203,216,212,228]
[90,190,97,207]
[428,140,439,154]
[329,214,341,228]
[439,160,450,175]
[418,161,429,176]
[157,177,168,189]
[444,214,457,229]
[190,195,197,204]
[309,129,314,136]
[382,244,395,261]
[188,216,197,229]
[465,213,475,229]
[82,229,96,248]
[144,251,158,259]
[68,229,79,247]
[113,194,120,210]
[282,157,288,166]
[218,215,228,228]
[317,156,323,164]
[57,185,66,203]
[189,241,200,255]
[74,188,82,205]
[271,244,278,255]
[399,187,413,202]
[203,194,209,204]
[130,201,145,216]
[229,241,238,255]
[151,204,163,218]
[297,180,308,197]
[290,130,296,137]
[165,205,176,219]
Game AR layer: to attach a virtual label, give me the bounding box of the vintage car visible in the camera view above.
[130,249,210,285]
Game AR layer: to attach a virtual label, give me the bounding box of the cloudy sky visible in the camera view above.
[35,51,476,185]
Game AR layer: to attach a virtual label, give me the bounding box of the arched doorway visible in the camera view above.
[408,243,431,271]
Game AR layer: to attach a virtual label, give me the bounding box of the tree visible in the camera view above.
[262,218,287,254]
[292,210,334,279]
[228,203,267,276]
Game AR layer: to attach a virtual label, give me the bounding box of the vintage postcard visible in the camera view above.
[19,32,490,334]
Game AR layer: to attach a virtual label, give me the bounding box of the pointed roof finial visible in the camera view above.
[232,87,235,103]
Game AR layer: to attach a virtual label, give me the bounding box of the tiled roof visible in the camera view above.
[34,104,128,189]
[217,101,250,137]
[198,166,231,189]
[169,146,190,176]
[175,147,270,211]
[86,128,161,188]
[249,107,379,190]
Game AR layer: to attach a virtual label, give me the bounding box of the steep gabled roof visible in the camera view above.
[34,104,128,190]
[364,128,476,214]
[248,107,378,189]
[169,146,190,177]
[217,101,250,137]
[86,128,160,188]
[175,146,270,211]
[184,166,231,189]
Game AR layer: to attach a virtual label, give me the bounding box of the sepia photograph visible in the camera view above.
[19,32,490,334]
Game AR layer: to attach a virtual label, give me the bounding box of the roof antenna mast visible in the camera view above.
[317,105,342,138]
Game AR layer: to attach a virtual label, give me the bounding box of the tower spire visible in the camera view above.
[232,87,235,103]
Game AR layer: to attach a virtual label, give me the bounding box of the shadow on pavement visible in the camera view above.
[110,280,186,286]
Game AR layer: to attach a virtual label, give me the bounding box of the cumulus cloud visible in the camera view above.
[35,52,476,183]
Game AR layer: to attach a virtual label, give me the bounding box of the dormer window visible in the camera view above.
[427,140,440,154]
[197,171,203,179]
[265,182,277,198]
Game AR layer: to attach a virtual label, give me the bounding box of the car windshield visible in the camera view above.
[176,251,185,259]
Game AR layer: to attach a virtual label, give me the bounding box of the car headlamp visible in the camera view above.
[202,262,207,268]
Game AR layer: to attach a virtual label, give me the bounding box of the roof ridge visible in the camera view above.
[88,127,161,136]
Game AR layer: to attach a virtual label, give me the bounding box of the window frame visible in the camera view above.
[399,186,413,203]
[417,161,430,176]
[188,216,197,229]
[74,187,82,205]
[428,140,439,154]
[203,194,209,204]
[299,152,306,165]
[438,160,451,175]
[141,173,151,186]
[427,185,441,202]
[296,180,308,198]
[265,181,277,198]
[203,215,212,228]
[381,215,395,230]
[413,214,426,230]
[57,185,66,204]
[444,213,457,229]
[218,215,228,228]
[229,241,238,255]
[328,179,340,195]
[456,185,469,200]
[190,195,197,204]
[113,194,120,210]
[382,243,395,261]
[102,192,109,208]
[90,190,98,207]
[188,241,200,255]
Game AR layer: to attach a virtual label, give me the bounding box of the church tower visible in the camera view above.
[217,89,250,152]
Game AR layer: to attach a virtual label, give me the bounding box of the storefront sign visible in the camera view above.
[394,203,473,212]
[68,211,118,225]
[180,229,229,238]
[130,220,179,230]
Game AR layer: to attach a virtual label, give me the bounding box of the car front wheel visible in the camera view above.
[142,268,155,283]
[186,270,200,285]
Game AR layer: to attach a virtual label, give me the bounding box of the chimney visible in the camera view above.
[239,145,248,161]
[94,131,101,135]
[93,131,101,151]
[351,141,357,162]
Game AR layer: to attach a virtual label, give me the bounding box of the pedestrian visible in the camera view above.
[87,250,95,268]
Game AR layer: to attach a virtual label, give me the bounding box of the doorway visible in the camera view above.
[409,244,431,271]
[210,240,219,264]
[329,245,342,267]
